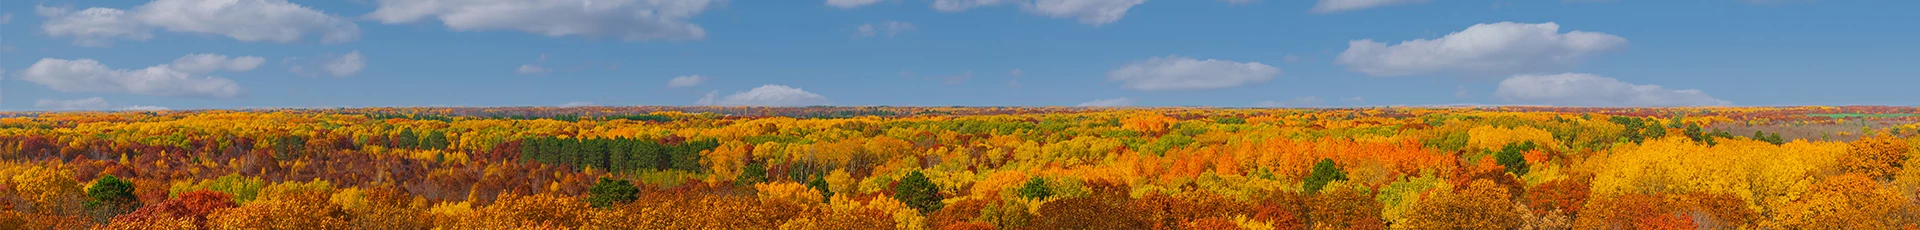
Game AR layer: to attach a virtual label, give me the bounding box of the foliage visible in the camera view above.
[1303,159,1347,194]
[3,106,1920,228]
[586,178,639,208]
[894,171,944,214]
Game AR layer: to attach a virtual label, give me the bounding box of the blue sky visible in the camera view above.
[2,0,1917,110]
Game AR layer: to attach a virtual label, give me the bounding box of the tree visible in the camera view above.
[86,175,140,222]
[396,128,418,149]
[1495,141,1534,176]
[422,131,448,150]
[737,158,767,185]
[586,178,639,208]
[1402,180,1521,229]
[806,175,833,203]
[895,171,944,214]
[1304,158,1348,194]
[1016,177,1052,200]
[1842,135,1910,180]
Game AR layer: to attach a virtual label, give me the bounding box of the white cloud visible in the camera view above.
[932,0,1147,26]
[1,13,11,24]
[38,6,149,47]
[1108,55,1281,91]
[171,54,265,73]
[21,57,243,99]
[855,21,915,38]
[122,105,170,111]
[1076,97,1134,107]
[1253,96,1323,107]
[828,0,887,9]
[1221,0,1257,5]
[1028,0,1148,26]
[1495,73,1730,107]
[1342,96,1365,103]
[37,0,359,47]
[1337,22,1627,77]
[696,90,719,105]
[667,75,706,88]
[326,51,365,77]
[1312,0,1429,13]
[367,0,714,41]
[516,64,551,75]
[35,97,111,111]
[559,101,594,107]
[698,85,831,106]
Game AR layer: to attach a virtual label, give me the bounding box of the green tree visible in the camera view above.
[895,171,945,214]
[807,175,833,203]
[737,158,767,185]
[1016,177,1052,200]
[1304,158,1348,194]
[422,131,449,150]
[585,178,639,208]
[396,128,419,149]
[1495,141,1534,176]
[86,175,140,222]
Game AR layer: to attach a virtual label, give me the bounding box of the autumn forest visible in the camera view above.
[3,106,1920,229]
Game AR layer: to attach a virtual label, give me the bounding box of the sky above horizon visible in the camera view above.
[1,0,1916,111]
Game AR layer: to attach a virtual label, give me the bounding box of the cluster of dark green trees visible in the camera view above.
[516,137,719,173]
[1494,141,1537,176]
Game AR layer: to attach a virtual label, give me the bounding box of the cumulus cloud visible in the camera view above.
[21,57,243,99]
[37,0,359,47]
[1494,73,1730,107]
[1252,96,1323,107]
[1108,55,1281,91]
[1337,22,1627,77]
[855,21,915,38]
[366,0,714,41]
[667,75,706,88]
[1077,97,1135,107]
[828,0,887,9]
[327,51,365,77]
[1312,0,1429,13]
[171,54,265,73]
[932,0,1147,26]
[35,97,111,111]
[697,85,831,106]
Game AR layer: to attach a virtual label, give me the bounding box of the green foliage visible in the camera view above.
[85,175,139,215]
[1423,131,1471,152]
[1215,117,1246,124]
[422,131,449,150]
[397,128,419,149]
[586,178,639,208]
[1144,134,1195,155]
[1016,177,1052,200]
[894,171,944,214]
[1495,141,1535,176]
[807,175,833,203]
[1304,158,1349,194]
[738,158,767,185]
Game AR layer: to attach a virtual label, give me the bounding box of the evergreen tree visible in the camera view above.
[1304,158,1349,194]
[85,175,139,222]
[894,171,944,214]
[586,178,639,208]
[396,128,419,149]
[1016,177,1052,200]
